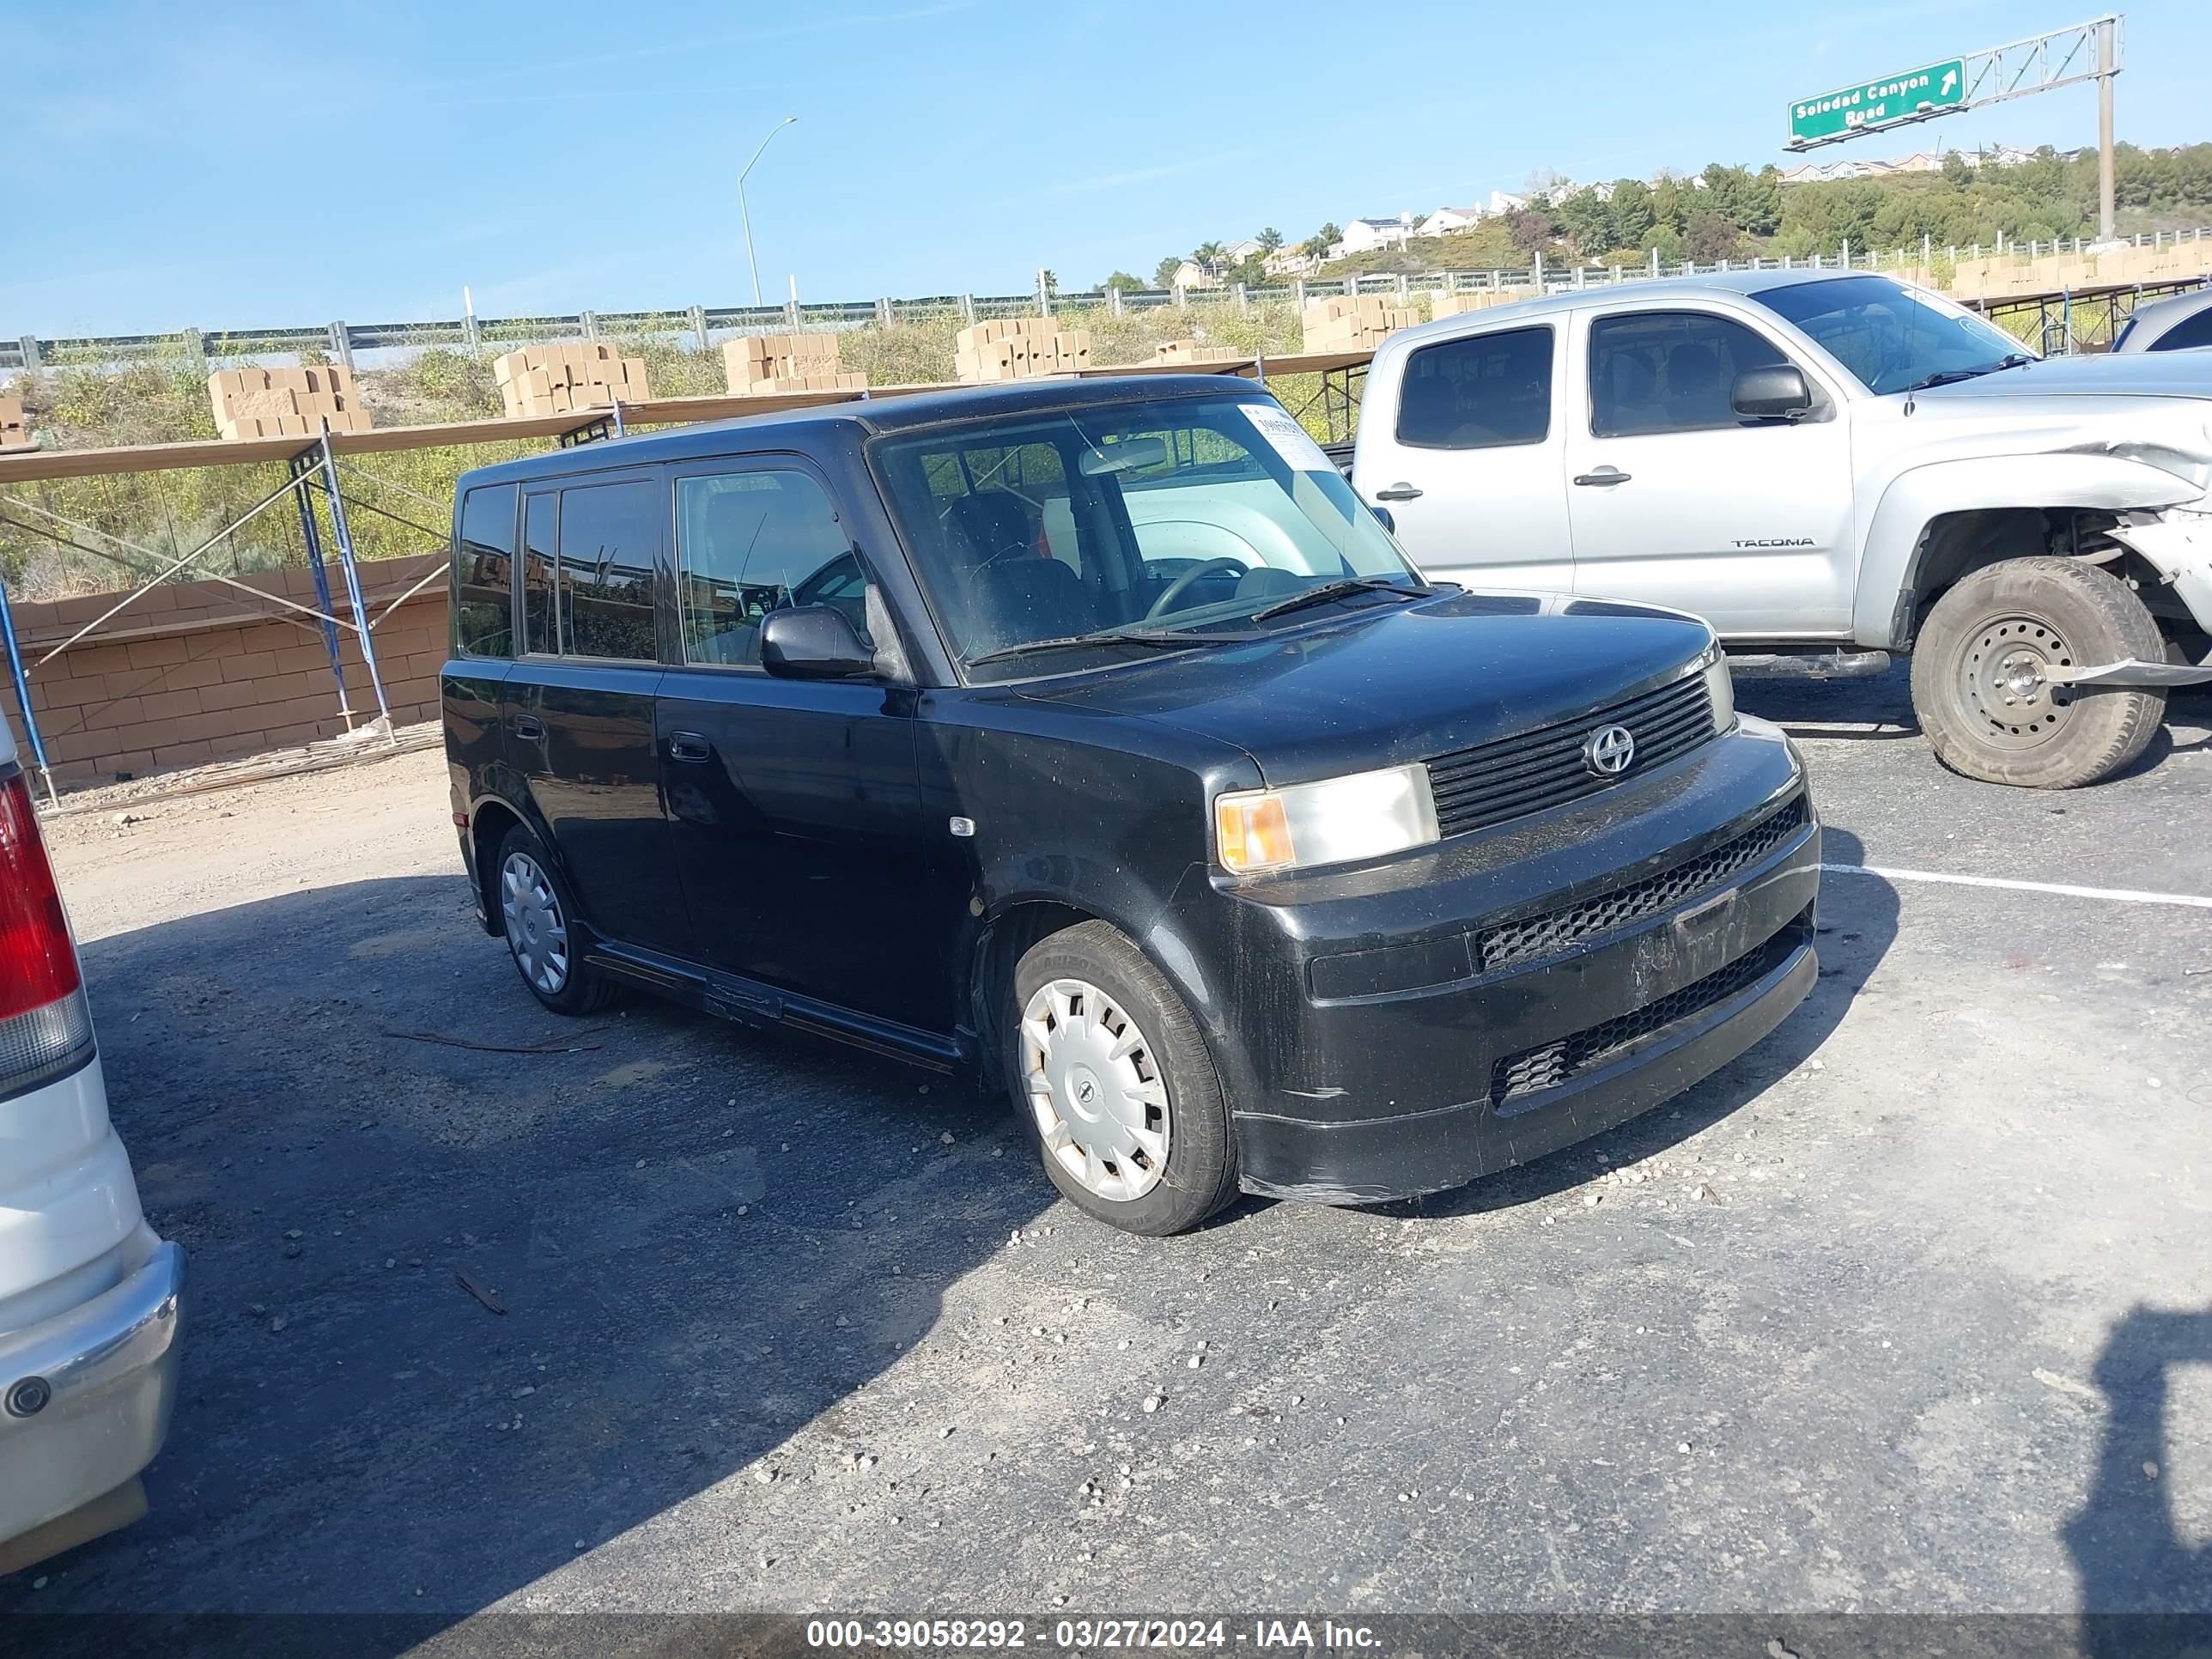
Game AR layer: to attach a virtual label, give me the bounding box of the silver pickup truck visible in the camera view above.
[1351,269,2212,787]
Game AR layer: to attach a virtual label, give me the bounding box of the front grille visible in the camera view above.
[1489,921,1804,1107]
[1479,796,1808,973]
[1427,673,1716,840]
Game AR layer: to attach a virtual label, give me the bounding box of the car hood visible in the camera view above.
[1916,352,2212,401]
[1017,590,1715,787]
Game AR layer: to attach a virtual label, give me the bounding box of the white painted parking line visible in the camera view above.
[1820,862,2212,910]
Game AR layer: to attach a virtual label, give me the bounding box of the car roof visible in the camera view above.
[2120,285,2212,348]
[1383,266,1909,345]
[455,373,1255,489]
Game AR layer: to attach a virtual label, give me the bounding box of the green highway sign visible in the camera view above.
[1788,59,1966,148]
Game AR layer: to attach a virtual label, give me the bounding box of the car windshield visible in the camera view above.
[870,394,1421,679]
[1752,275,2036,395]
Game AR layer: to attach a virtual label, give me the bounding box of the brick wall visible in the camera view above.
[1,554,449,788]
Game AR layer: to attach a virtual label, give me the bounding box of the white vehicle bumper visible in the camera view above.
[0,1224,185,1549]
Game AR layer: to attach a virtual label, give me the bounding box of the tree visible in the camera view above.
[1039,270,1059,297]
[1503,205,1555,258]
[1155,255,1184,288]
[1301,222,1342,259]
[1103,270,1145,293]
[1607,178,1655,247]
[1684,210,1742,264]
[1942,149,1972,189]
[1191,240,1227,275]
[1556,187,1615,257]
[1256,226,1284,253]
[1224,254,1268,289]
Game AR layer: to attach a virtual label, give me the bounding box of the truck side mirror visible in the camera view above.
[1731,365,1815,422]
[759,605,876,681]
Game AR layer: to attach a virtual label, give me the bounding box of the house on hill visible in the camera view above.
[1340,214,1416,253]
[1415,205,1485,237]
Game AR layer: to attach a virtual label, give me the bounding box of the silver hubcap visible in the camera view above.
[1020,977,1170,1203]
[501,850,568,994]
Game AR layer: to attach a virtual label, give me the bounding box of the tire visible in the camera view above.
[1006,921,1238,1237]
[1910,556,2168,788]
[494,823,615,1016]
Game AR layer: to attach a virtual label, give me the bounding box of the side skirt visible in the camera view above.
[581,938,969,1074]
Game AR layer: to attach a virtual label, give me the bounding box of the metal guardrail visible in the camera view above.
[5,228,2205,374]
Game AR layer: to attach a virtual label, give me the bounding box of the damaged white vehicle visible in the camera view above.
[1354,269,2212,787]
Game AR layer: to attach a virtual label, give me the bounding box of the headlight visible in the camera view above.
[1214,763,1439,875]
[1701,643,1735,731]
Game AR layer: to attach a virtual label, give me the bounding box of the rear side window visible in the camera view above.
[1588,312,1790,438]
[2150,306,2212,351]
[674,470,865,666]
[556,480,659,661]
[1395,326,1553,449]
[521,493,557,654]
[454,484,516,658]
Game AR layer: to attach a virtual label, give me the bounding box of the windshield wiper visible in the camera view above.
[1904,354,2033,392]
[1248,576,1429,624]
[966,623,1250,667]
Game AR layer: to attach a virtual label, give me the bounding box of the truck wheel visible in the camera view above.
[1008,921,1238,1237]
[1911,556,2167,788]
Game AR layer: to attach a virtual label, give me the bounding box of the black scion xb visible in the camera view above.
[442,375,1819,1235]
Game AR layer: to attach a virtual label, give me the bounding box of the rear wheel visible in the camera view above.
[495,823,614,1016]
[1007,921,1237,1237]
[1911,556,2167,788]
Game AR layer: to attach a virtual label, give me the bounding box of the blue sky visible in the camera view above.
[5,0,2206,336]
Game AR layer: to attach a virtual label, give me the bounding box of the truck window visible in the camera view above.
[1589,312,1789,438]
[454,483,516,659]
[675,470,865,666]
[1395,326,1553,449]
[556,480,659,661]
[2150,306,2212,351]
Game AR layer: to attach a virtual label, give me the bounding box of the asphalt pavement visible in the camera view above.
[3,678,2207,1651]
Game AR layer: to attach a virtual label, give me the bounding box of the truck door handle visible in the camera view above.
[667,731,712,763]
[1373,483,1424,501]
[1574,467,1632,487]
[510,714,544,741]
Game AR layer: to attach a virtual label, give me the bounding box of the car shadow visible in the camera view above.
[1369,824,1895,1224]
[2063,1304,2212,1653]
[1734,662,1922,739]
[0,873,1051,1647]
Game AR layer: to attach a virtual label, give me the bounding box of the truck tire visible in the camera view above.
[1008,921,1239,1237]
[1911,556,2167,788]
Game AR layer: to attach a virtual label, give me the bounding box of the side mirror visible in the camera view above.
[759,605,876,681]
[1731,365,1814,422]
[1370,505,1397,535]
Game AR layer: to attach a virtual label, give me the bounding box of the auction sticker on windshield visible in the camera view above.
[1242,404,1335,474]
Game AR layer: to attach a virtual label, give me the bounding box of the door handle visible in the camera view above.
[1573,466,1632,487]
[510,714,544,741]
[1373,482,1424,501]
[667,731,712,763]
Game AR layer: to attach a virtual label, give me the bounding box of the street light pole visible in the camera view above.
[738,116,799,307]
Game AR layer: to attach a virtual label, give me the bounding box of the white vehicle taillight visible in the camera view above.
[0,768,94,1097]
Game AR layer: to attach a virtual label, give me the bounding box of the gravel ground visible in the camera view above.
[3,679,2209,1638]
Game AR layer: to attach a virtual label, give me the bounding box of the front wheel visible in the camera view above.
[1910,556,2167,788]
[1007,921,1238,1237]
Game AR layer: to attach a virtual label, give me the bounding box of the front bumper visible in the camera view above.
[0,1228,186,1547]
[1194,721,1820,1203]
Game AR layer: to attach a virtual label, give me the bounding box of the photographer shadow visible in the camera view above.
[2064,1304,2212,1655]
